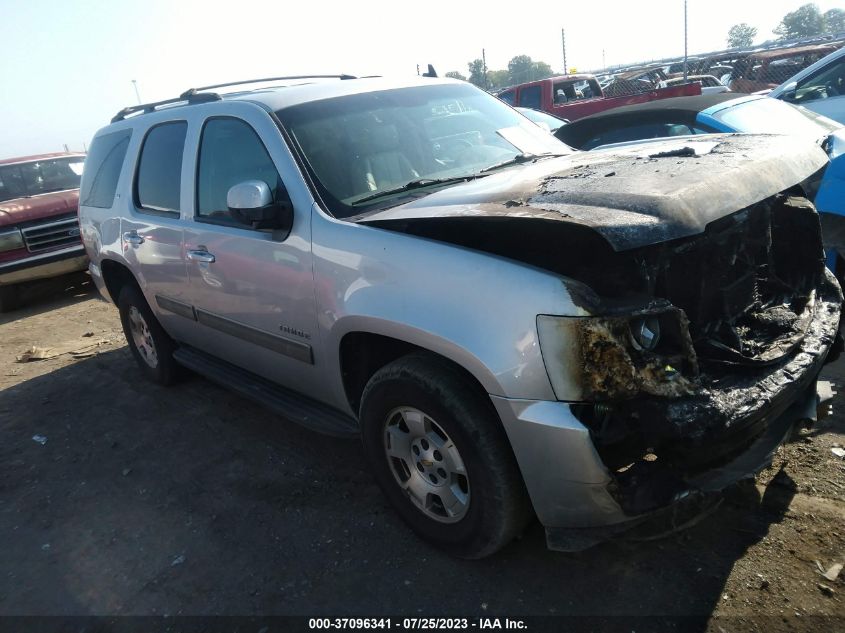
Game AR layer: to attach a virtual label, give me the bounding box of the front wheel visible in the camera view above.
[360,353,532,558]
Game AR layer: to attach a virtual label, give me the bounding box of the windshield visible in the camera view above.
[276,83,571,218]
[0,157,84,203]
[712,97,840,138]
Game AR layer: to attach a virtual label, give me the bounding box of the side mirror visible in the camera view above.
[227,180,293,236]
[779,81,798,101]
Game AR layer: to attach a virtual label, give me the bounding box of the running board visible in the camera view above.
[173,346,358,438]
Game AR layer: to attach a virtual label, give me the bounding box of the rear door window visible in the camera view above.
[81,130,131,208]
[135,121,187,214]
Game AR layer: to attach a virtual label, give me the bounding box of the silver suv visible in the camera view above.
[79,75,842,558]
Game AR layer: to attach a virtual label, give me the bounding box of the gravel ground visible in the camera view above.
[0,274,843,632]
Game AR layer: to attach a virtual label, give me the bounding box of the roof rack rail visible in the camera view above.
[179,74,357,98]
[111,92,221,123]
[111,75,359,124]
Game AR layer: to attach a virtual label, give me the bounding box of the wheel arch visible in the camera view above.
[336,324,502,418]
[100,258,141,305]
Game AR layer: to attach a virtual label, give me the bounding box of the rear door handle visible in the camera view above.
[186,249,216,264]
[123,231,144,246]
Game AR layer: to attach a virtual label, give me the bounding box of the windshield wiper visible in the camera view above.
[480,152,569,173]
[350,175,490,206]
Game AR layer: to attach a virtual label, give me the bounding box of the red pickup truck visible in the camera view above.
[496,73,702,121]
[0,152,88,311]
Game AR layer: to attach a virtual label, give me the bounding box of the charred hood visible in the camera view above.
[354,134,828,252]
[355,134,832,371]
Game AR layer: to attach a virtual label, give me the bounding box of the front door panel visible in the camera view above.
[182,111,323,400]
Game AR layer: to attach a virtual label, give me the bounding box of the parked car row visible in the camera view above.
[729,43,841,93]
[643,39,845,89]
[600,40,845,101]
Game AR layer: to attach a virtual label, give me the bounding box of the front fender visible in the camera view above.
[313,209,586,402]
[330,315,507,398]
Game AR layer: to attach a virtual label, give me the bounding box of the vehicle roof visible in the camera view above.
[109,76,476,127]
[572,92,741,120]
[220,75,462,112]
[750,44,837,60]
[554,93,750,147]
[0,152,85,166]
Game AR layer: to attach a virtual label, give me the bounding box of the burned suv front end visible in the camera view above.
[357,131,841,550]
[537,192,841,543]
[286,75,845,551]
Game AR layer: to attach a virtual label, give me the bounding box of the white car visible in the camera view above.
[659,75,729,95]
[769,46,845,125]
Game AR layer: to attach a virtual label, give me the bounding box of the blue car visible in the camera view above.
[556,93,845,270]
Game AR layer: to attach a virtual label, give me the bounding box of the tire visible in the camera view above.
[117,284,180,385]
[360,353,532,558]
[0,284,21,313]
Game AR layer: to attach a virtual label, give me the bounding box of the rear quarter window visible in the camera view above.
[80,130,131,208]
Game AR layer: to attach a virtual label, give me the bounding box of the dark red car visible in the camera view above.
[0,152,88,311]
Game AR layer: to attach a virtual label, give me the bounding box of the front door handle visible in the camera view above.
[186,249,216,264]
[123,231,144,246]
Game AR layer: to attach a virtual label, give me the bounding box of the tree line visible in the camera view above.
[728,3,845,48]
[445,55,554,91]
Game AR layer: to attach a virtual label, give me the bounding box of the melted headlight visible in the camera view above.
[629,315,661,351]
[537,308,698,402]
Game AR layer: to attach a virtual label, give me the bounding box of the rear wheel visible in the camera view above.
[360,353,532,558]
[118,284,180,385]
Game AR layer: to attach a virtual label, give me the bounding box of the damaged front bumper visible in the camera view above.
[493,270,842,552]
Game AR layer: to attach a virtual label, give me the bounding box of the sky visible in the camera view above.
[1,0,842,158]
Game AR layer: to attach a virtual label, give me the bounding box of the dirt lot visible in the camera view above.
[1,275,844,631]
